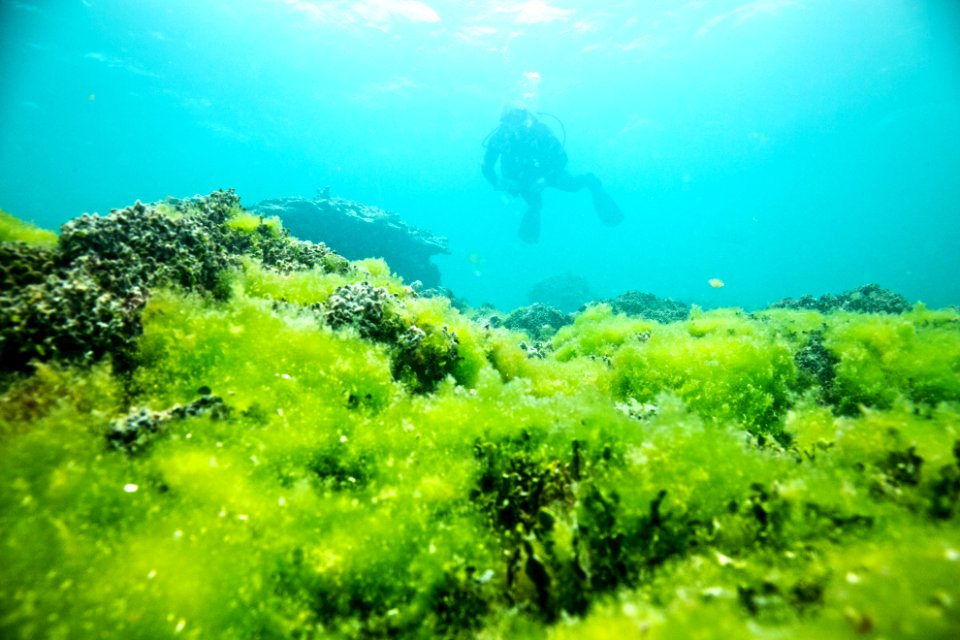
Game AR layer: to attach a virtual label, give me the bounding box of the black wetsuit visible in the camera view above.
[482,111,600,242]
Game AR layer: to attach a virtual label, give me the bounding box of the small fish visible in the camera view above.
[708,278,725,289]
[88,94,96,101]
[468,252,486,277]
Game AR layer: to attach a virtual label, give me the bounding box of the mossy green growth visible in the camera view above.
[2,218,960,639]
[236,258,349,305]
[550,303,655,361]
[0,209,58,247]
[226,210,282,236]
[133,289,398,414]
[610,308,797,439]
[824,309,960,413]
[237,257,407,307]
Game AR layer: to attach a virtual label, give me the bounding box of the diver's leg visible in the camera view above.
[518,189,542,243]
[549,170,622,227]
[549,170,600,193]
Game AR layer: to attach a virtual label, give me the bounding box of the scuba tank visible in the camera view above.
[482,110,567,149]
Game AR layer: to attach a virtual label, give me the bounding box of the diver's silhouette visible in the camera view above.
[482,105,623,243]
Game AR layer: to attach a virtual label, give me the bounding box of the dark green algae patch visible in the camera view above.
[1,194,960,639]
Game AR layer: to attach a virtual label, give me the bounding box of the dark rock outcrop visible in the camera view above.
[503,303,572,341]
[605,290,691,323]
[1,193,238,373]
[251,190,449,289]
[321,281,405,342]
[770,284,912,314]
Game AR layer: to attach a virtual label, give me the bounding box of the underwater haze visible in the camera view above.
[1,0,959,311]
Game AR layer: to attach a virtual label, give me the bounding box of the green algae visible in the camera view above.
[0,209,58,247]
[609,307,797,440]
[2,198,960,639]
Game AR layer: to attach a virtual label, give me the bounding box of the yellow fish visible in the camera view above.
[708,278,725,289]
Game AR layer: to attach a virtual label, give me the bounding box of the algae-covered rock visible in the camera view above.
[0,190,346,374]
[58,199,233,297]
[321,281,405,342]
[605,289,691,323]
[319,282,463,393]
[0,234,146,371]
[2,192,960,640]
[503,302,572,341]
[392,323,461,393]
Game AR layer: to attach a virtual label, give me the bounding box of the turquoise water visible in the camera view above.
[1,0,958,311]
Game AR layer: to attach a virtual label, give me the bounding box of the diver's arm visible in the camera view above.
[481,142,501,188]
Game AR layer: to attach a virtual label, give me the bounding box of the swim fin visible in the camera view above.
[591,188,624,227]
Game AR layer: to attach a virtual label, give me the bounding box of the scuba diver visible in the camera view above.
[482,104,623,243]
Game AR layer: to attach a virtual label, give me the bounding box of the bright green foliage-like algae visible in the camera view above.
[2,194,960,639]
[0,209,58,247]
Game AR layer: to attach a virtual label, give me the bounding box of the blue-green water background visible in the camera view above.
[2,0,958,311]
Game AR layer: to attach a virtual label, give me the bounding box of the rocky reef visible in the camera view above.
[771,283,913,314]
[251,189,449,289]
[605,289,692,323]
[2,193,960,639]
[527,272,595,313]
[0,190,346,374]
[503,302,573,341]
